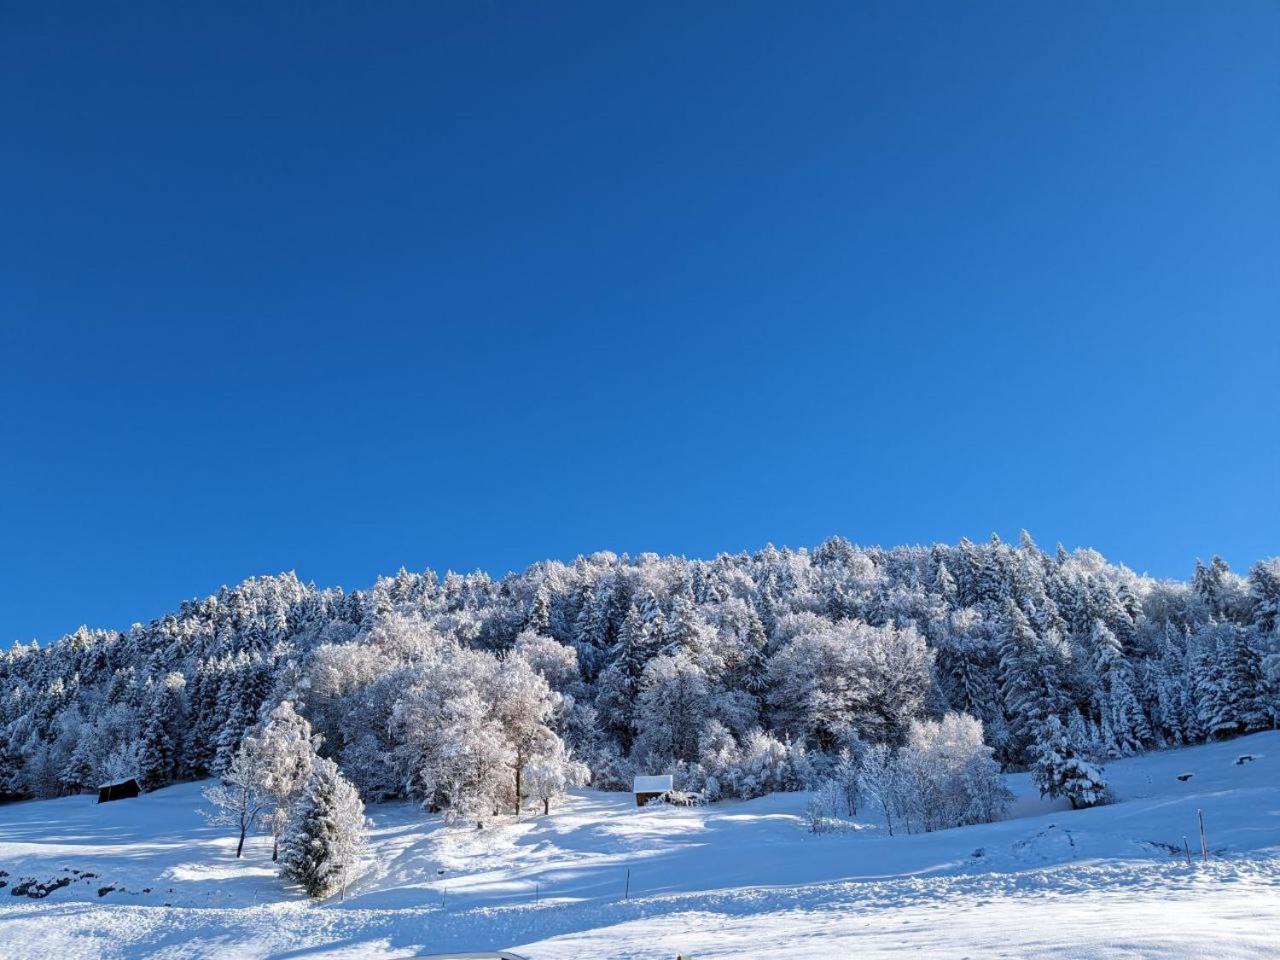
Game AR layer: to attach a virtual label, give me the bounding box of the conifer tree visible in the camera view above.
[60,736,97,795]
[1031,715,1109,809]
[279,757,367,899]
[527,586,552,636]
[1248,559,1280,635]
[139,673,186,791]
[1090,621,1150,756]
[998,601,1060,762]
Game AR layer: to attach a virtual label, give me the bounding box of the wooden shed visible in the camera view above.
[97,777,141,804]
[632,774,673,807]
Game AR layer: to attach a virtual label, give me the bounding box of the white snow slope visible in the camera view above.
[0,731,1277,960]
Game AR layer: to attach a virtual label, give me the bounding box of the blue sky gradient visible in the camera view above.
[2,1,1277,644]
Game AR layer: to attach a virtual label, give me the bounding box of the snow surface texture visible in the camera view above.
[0,732,1276,959]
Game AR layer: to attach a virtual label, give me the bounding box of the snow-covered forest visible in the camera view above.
[3,536,1277,823]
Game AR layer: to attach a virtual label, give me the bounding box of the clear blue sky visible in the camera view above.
[2,1,1277,645]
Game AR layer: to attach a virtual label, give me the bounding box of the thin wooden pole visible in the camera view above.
[1182,836,1193,867]
[624,868,630,900]
[1197,809,1209,862]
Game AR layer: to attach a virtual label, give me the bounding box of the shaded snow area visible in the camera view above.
[1,732,1277,959]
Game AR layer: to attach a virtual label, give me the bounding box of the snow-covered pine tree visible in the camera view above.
[740,606,770,698]
[279,757,367,899]
[526,585,552,636]
[1249,559,1280,635]
[138,672,186,791]
[59,734,97,795]
[614,604,652,681]
[997,600,1061,764]
[637,590,666,640]
[1089,620,1150,757]
[1201,623,1267,737]
[1031,715,1109,809]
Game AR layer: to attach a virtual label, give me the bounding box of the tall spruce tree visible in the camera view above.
[279,757,367,899]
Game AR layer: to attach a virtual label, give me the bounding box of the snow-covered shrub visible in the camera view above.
[581,741,633,792]
[831,742,863,817]
[805,780,843,833]
[858,742,910,836]
[279,757,367,898]
[731,729,791,798]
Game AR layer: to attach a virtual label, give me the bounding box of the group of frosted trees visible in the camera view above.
[202,700,367,897]
[807,713,1012,834]
[0,537,1275,835]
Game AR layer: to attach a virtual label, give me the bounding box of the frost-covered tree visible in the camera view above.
[524,742,590,815]
[831,741,863,817]
[1248,559,1280,635]
[858,742,909,836]
[632,652,710,769]
[898,713,1011,831]
[1089,620,1150,756]
[279,757,367,898]
[997,600,1062,763]
[1193,622,1268,739]
[766,620,932,750]
[247,701,319,860]
[60,734,98,795]
[138,672,186,791]
[202,735,274,858]
[492,654,563,816]
[1031,715,1109,809]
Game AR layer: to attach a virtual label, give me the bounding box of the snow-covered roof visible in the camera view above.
[632,775,673,794]
[98,777,138,789]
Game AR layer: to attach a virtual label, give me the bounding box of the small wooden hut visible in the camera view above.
[97,777,141,804]
[632,774,673,807]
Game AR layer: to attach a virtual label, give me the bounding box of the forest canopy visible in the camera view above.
[2,536,1277,820]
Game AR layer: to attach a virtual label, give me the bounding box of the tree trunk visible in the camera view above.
[514,753,523,817]
[236,827,246,859]
[272,836,279,862]
[543,798,550,816]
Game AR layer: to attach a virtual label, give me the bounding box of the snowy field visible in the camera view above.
[0,731,1276,960]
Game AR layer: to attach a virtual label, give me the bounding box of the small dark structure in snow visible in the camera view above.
[1176,773,1194,782]
[97,778,140,804]
[632,775,673,807]
[1235,754,1256,766]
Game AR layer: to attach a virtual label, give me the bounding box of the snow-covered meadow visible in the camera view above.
[1,731,1276,959]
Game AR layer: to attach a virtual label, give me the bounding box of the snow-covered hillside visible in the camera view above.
[1,732,1277,959]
